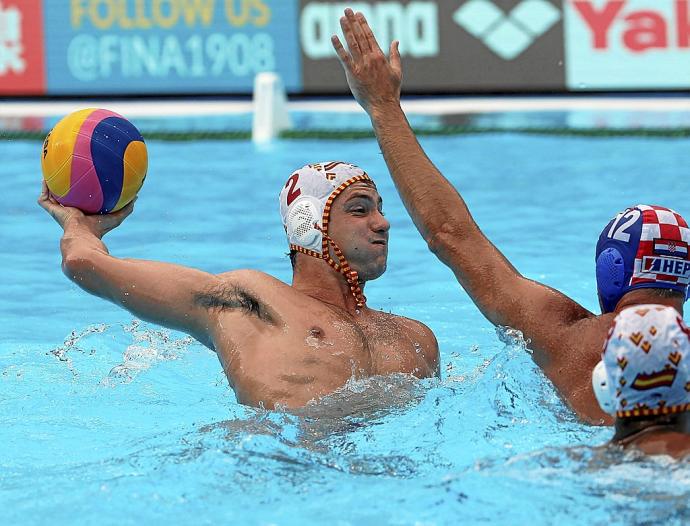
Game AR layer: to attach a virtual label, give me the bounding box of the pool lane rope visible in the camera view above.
[4,127,690,141]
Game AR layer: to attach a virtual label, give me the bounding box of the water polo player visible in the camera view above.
[39,161,439,409]
[333,9,689,423]
[593,305,690,457]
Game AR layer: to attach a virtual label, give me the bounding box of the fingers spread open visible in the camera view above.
[356,12,382,55]
[331,35,352,68]
[340,14,361,61]
[349,11,371,54]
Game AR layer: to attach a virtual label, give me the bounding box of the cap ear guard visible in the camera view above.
[592,361,616,415]
[285,196,322,252]
[596,247,626,313]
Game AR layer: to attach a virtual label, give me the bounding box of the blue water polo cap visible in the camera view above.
[596,205,690,313]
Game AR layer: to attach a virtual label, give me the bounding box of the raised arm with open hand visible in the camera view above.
[333,10,607,423]
[331,10,402,113]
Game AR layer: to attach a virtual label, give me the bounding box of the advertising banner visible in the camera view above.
[2,1,690,96]
[0,0,46,95]
[299,0,566,92]
[42,0,301,94]
[564,0,690,90]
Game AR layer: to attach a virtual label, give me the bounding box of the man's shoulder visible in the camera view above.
[373,310,437,342]
[566,312,617,340]
[549,311,617,380]
[216,269,288,289]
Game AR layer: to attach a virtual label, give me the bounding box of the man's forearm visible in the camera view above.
[369,103,478,256]
[60,220,111,296]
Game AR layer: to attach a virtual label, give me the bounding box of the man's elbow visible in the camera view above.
[426,222,465,261]
[61,251,95,283]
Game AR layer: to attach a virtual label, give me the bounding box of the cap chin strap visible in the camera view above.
[286,174,374,309]
[315,224,367,309]
[289,225,367,309]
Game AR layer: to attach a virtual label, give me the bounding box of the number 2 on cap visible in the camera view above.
[607,209,641,242]
[285,174,301,206]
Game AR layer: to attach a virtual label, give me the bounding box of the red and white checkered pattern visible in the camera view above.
[632,205,690,286]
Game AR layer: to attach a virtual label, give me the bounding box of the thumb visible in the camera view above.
[389,40,402,78]
[111,199,135,220]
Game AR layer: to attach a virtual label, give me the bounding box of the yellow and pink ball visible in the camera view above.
[41,109,147,214]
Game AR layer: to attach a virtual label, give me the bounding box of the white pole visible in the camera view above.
[252,72,292,143]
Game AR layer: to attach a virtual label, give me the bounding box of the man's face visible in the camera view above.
[327,182,390,281]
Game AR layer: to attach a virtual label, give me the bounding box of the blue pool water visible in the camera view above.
[2,128,690,525]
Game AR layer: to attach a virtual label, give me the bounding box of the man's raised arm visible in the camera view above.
[39,182,219,349]
[331,11,594,363]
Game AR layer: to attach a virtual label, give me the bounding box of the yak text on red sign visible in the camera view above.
[565,0,690,89]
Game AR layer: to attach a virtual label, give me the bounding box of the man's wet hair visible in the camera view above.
[614,412,690,443]
[648,288,685,300]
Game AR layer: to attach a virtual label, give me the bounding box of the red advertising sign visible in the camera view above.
[0,0,45,94]
[565,0,690,89]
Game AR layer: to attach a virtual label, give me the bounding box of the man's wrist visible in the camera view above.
[63,215,101,239]
[369,100,404,123]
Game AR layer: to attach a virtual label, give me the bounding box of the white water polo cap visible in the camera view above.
[279,161,375,307]
[593,305,690,418]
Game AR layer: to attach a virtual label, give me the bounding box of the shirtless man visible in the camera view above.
[38,161,439,409]
[593,305,690,457]
[332,9,689,423]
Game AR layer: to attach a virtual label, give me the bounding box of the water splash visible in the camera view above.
[101,320,195,386]
[464,441,690,523]
[197,373,428,478]
[48,324,108,377]
[495,325,532,352]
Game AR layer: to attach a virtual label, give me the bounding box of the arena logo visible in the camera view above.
[453,0,561,60]
[572,0,690,52]
[300,2,439,59]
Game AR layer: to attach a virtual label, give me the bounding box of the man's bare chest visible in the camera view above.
[211,301,436,407]
[216,308,429,376]
[281,310,433,377]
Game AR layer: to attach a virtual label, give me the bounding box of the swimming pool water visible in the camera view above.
[2,130,690,525]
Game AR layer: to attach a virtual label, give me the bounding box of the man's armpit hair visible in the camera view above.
[195,283,277,324]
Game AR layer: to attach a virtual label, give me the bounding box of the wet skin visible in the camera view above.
[39,181,439,409]
[204,271,438,408]
[622,430,690,459]
[611,414,690,459]
[332,9,685,424]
